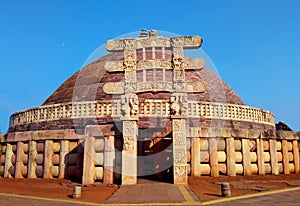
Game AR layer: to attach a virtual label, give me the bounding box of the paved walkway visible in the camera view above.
[0,182,300,205]
[105,183,185,204]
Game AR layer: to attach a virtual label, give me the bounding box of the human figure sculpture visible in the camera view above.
[130,94,139,117]
[170,96,181,115]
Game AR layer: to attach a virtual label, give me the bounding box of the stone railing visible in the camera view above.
[9,100,275,127]
[188,101,275,126]
[139,100,274,126]
[10,101,114,127]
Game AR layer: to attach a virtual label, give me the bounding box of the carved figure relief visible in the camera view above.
[121,96,131,118]
[175,166,186,178]
[121,94,139,118]
[123,136,135,151]
[124,39,136,50]
[171,37,184,47]
[172,58,183,68]
[170,95,188,116]
[124,50,136,70]
[122,121,137,136]
[129,94,139,117]
[170,96,181,116]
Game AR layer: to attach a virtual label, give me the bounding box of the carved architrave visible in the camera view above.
[171,36,202,49]
[136,36,171,48]
[136,82,173,93]
[106,35,202,51]
[105,61,125,72]
[103,82,125,94]
[124,39,137,50]
[137,59,172,70]
[182,58,205,70]
[106,39,125,51]
[107,36,172,52]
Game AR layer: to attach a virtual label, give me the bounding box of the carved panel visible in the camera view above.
[122,121,137,137]
[174,166,187,179]
[137,59,172,70]
[124,39,137,50]
[175,149,187,164]
[124,50,137,70]
[104,61,125,72]
[103,82,125,94]
[136,37,171,48]
[122,121,137,152]
[106,39,125,51]
[171,36,202,49]
[136,82,173,93]
[182,58,205,70]
[123,136,135,151]
[106,36,173,52]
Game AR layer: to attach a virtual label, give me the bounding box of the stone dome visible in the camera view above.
[43,52,244,106]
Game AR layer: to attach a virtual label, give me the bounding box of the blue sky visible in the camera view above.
[0,0,300,133]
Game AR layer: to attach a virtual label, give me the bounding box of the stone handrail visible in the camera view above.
[9,100,275,127]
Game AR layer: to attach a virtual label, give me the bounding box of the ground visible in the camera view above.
[0,174,300,203]
[188,174,300,201]
[0,178,118,203]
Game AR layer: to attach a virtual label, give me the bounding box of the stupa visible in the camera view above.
[0,29,298,185]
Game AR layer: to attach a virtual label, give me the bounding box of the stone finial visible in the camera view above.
[149,29,157,37]
[139,28,148,38]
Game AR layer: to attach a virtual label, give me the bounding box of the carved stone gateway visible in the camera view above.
[105,30,203,184]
